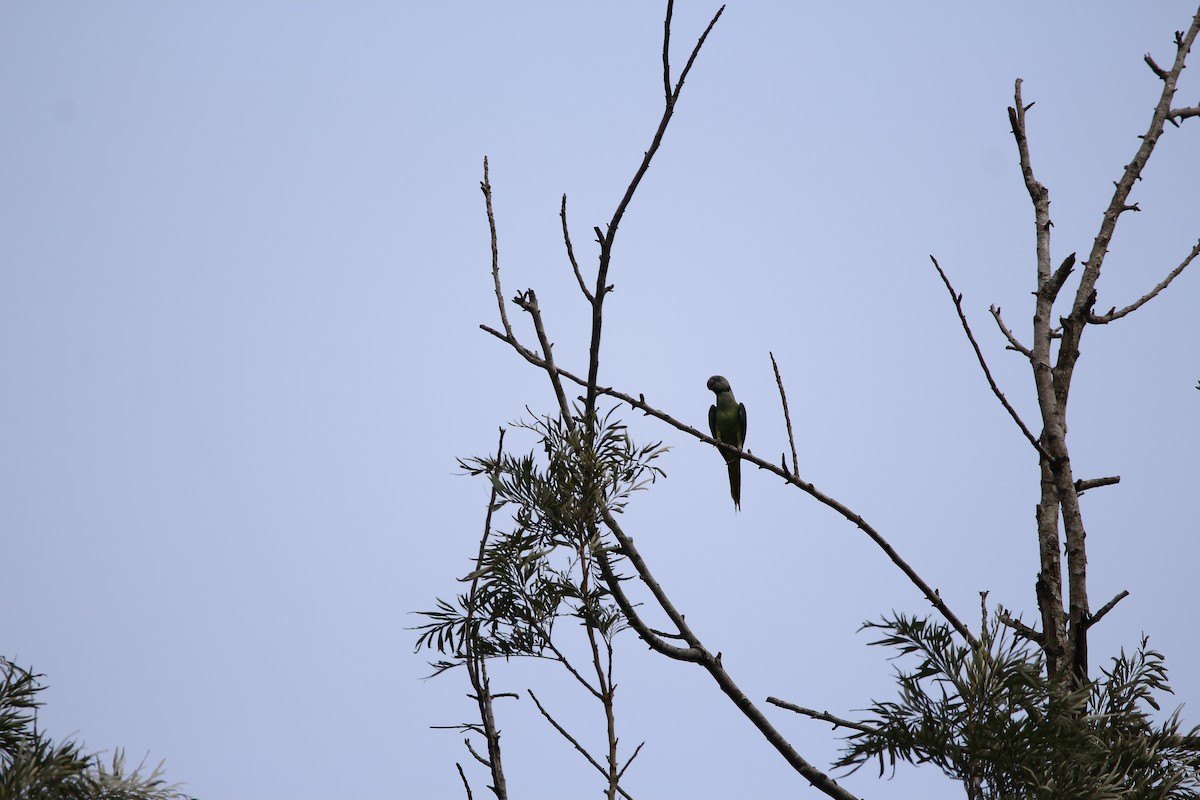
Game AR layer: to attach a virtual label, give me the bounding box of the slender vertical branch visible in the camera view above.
[585,3,725,419]
[575,527,621,798]
[462,429,509,800]
[481,158,513,341]
[770,352,800,476]
[561,195,593,302]
[1009,78,1075,681]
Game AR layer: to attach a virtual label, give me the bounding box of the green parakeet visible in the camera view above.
[707,375,747,510]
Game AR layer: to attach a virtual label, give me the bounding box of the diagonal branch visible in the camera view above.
[597,509,862,800]
[989,305,1032,357]
[617,742,645,781]
[766,697,876,734]
[997,610,1043,645]
[1082,589,1130,631]
[1087,238,1200,323]
[528,690,635,800]
[1057,11,1200,407]
[482,320,976,646]
[1074,475,1120,495]
[930,256,1049,460]
[513,289,574,421]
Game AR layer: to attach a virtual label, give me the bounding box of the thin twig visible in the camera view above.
[1084,590,1130,631]
[543,640,602,700]
[770,351,800,476]
[596,510,864,800]
[1087,239,1200,323]
[661,0,674,100]
[513,289,573,421]
[930,255,1049,460]
[561,194,593,302]
[460,428,510,800]
[1010,76,1079,681]
[1169,105,1200,124]
[766,698,876,733]
[617,742,646,781]
[997,610,1044,645]
[528,690,636,800]
[1145,53,1170,80]
[464,738,490,768]
[1074,475,1120,495]
[585,3,725,419]
[989,306,1032,357]
[481,158,513,341]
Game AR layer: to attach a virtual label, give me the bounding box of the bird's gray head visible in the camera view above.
[707,375,731,393]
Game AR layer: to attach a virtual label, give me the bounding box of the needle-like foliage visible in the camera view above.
[414,406,666,674]
[0,658,192,800]
[837,615,1200,799]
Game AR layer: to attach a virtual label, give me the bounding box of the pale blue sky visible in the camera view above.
[2,3,1197,798]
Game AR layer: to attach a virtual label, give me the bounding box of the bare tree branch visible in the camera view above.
[1041,252,1077,303]
[618,742,646,781]
[997,610,1043,645]
[481,157,514,342]
[770,351,800,476]
[592,512,703,663]
[528,690,636,800]
[561,194,593,302]
[455,762,474,800]
[1009,76,1074,680]
[1145,53,1170,80]
[585,3,725,419]
[1074,476,1120,495]
[464,738,490,768]
[930,255,1049,460]
[766,697,876,733]
[512,289,573,421]
[543,640,603,701]
[1169,105,1200,124]
[596,512,860,800]
[1083,590,1130,631]
[1087,239,1200,323]
[989,305,1032,357]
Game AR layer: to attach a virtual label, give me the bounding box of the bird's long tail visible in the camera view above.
[726,457,741,511]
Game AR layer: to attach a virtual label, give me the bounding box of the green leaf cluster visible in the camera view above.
[414,407,667,675]
[838,614,1200,799]
[0,658,192,800]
